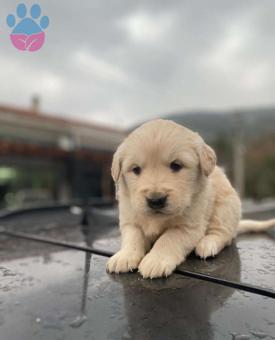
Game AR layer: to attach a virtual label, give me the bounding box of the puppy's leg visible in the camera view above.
[139,226,203,279]
[195,193,241,259]
[195,233,229,259]
[107,224,148,273]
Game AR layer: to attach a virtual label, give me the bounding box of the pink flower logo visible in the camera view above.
[7,3,49,52]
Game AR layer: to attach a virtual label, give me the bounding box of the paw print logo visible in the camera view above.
[6,3,49,52]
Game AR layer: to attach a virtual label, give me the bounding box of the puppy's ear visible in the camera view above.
[199,143,216,176]
[111,149,122,183]
[111,145,124,199]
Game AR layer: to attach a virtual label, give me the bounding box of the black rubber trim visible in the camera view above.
[1,228,274,299]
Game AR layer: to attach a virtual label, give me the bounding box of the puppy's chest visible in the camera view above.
[139,218,166,242]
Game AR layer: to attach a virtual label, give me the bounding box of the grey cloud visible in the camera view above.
[0,0,275,127]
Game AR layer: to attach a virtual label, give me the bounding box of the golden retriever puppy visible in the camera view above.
[106,119,275,279]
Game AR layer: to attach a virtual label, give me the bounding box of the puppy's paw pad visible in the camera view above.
[106,250,143,274]
[195,237,219,259]
[138,254,176,279]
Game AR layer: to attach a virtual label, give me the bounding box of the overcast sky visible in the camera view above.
[1,0,275,127]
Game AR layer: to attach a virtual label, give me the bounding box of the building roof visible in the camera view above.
[0,104,126,152]
[0,104,123,134]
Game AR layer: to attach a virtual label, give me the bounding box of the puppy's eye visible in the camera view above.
[132,166,141,175]
[170,161,183,172]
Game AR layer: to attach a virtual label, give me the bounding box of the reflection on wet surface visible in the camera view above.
[0,206,275,339]
[70,252,91,329]
[0,248,274,340]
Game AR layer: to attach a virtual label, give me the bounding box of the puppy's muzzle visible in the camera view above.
[146,195,167,210]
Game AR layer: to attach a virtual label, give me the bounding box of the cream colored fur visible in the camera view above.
[106,119,275,279]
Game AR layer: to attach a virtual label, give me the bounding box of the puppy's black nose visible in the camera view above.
[146,196,167,210]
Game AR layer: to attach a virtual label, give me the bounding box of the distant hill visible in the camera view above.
[130,106,275,142]
[163,107,275,141]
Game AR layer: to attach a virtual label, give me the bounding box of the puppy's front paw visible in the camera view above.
[138,253,177,279]
[195,236,219,259]
[106,250,144,274]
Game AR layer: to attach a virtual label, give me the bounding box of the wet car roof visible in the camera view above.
[0,205,274,339]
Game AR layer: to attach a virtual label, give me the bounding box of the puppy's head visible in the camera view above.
[112,119,216,216]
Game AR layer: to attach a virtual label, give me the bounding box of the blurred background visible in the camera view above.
[0,0,275,210]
